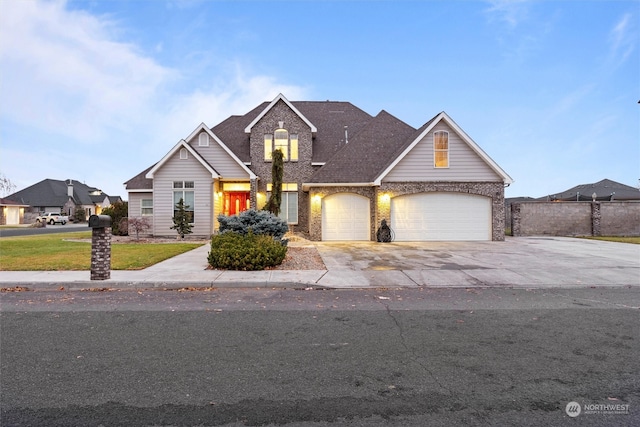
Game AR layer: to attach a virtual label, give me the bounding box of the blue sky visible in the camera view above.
[1,0,638,200]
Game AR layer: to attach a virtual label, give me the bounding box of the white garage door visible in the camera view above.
[391,193,491,241]
[322,193,370,241]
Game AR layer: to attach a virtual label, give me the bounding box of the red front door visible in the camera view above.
[225,192,250,216]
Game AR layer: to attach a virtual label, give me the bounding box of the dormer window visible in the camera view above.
[264,128,298,161]
[434,131,449,168]
[180,148,188,159]
[199,132,209,147]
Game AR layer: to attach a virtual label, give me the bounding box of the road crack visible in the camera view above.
[375,296,453,396]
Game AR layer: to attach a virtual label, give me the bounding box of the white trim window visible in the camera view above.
[173,181,195,223]
[267,183,298,224]
[199,132,209,147]
[264,129,298,161]
[141,199,153,216]
[434,131,449,168]
[180,148,188,159]
[264,134,273,160]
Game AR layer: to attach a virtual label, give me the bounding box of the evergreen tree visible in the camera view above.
[171,198,193,238]
[264,149,284,216]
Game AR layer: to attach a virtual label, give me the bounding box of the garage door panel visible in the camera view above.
[391,193,491,241]
[322,194,370,241]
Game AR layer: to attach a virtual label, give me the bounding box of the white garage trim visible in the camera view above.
[391,192,491,241]
[322,193,370,241]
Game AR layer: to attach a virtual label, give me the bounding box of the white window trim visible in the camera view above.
[179,148,188,159]
[199,132,209,146]
[141,199,153,216]
[173,181,195,223]
[264,129,298,162]
[433,130,450,169]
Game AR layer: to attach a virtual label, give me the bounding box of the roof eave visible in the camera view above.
[244,93,317,134]
[302,182,376,191]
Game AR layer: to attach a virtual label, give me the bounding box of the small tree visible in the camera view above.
[0,172,16,197]
[171,198,193,238]
[128,217,151,240]
[263,149,284,216]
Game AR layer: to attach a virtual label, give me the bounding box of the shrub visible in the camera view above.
[208,231,287,271]
[102,201,128,235]
[128,217,151,240]
[74,206,86,223]
[217,209,288,242]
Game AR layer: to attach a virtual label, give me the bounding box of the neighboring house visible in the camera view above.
[5,179,122,222]
[0,198,30,225]
[543,179,640,202]
[125,94,513,241]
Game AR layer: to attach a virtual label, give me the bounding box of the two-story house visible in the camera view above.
[125,94,512,241]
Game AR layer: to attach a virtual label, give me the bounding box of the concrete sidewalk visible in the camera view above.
[0,237,638,290]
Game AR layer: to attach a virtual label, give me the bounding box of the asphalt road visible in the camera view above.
[0,223,87,237]
[1,287,639,426]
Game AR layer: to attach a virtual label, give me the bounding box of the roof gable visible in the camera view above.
[145,139,220,179]
[374,112,513,185]
[244,93,317,133]
[184,123,257,179]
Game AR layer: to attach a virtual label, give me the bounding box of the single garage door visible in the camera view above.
[322,193,370,241]
[391,193,491,241]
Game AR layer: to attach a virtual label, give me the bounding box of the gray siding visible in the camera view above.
[128,192,154,235]
[188,132,249,179]
[153,151,213,237]
[384,122,501,182]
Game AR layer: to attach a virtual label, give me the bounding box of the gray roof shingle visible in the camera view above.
[308,110,416,183]
[6,179,115,207]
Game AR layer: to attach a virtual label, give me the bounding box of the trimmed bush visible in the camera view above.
[208,231,287,271]
[217,209,288,242]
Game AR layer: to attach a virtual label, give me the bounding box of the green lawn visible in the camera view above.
[580,236,640,244]
[0,232,204,271]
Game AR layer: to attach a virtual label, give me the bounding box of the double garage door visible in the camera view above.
[391,193,492,241]
[321,192,491,241]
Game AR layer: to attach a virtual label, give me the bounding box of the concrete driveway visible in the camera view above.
[314,237,640,288]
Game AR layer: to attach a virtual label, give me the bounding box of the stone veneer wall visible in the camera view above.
[308,182,506,241]
[307,186,377,241]
[511,201,640,237]
[90,227,111,280]
[600,202,640,236]
[247,100,317,234]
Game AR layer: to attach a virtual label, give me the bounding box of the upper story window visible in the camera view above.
[180,148,188,159]
[199,132,209,147]
[434,131,449,168]
[264,128,298,162]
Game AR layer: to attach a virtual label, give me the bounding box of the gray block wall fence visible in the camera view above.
[511,201,640,237]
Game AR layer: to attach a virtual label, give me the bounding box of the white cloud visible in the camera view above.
[609,12,636,67]
[0,0,173,143]
[485,0,530,29]
[0,0,307,198]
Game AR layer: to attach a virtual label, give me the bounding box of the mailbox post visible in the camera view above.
[89,215,112,280]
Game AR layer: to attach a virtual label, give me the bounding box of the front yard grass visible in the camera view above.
[0,232,204,270]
